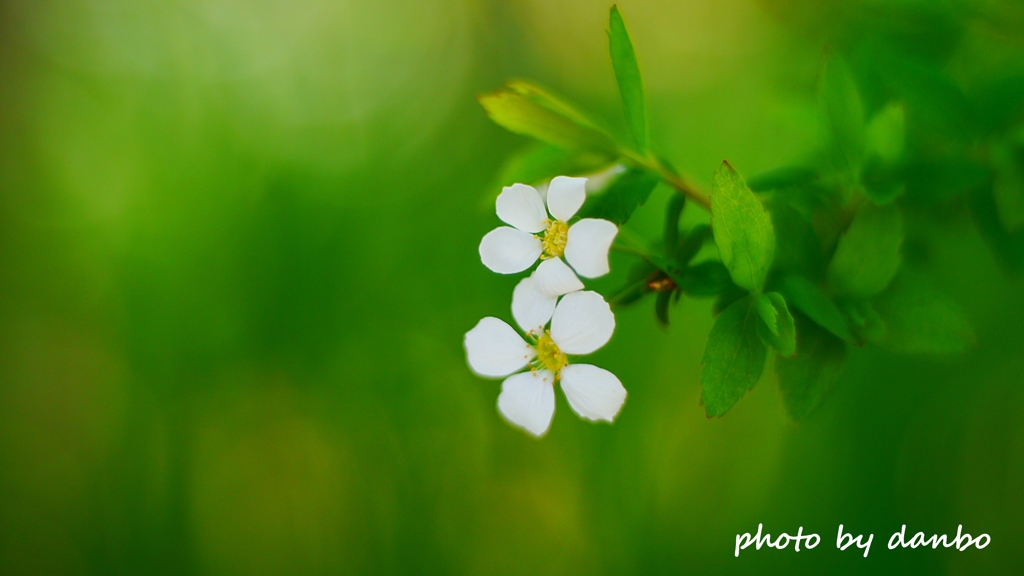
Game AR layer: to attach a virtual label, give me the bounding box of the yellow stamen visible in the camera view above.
[538,219,568,259]
[533,329,568,377]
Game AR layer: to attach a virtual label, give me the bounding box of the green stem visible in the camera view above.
[621,148,712,209]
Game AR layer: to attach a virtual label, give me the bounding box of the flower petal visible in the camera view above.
[546,176,587,221]
[531,257,584,298]
[512,277,557,334]
[564,218,618,278]
[497,370,556,437]
[479,227,542,274]
[560,364,627,423]
[550,290,615,355]
[464,317,535,378]
[496,183,548,233]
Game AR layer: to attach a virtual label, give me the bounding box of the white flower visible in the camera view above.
[479,176,619,298]
[464,281,627,437]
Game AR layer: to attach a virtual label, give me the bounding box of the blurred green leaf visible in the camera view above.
[479,83,619,155]
[874,272,975,355]
[747,166,819,192]
[842,300,885,345]
[608,5,648,152]
[764,197,825,277]
[663,193,686,258]
[777,313,847,422]
[777,275,854,342]
[676,224,712,266]
[678,261,733,298]
[971,73,1024,138]
[970,178,1024,269]
[991,143,1024,233]
[818,53,866,177]
[826,203,903,298]
[700,296,767,417]
[655,290,672,326]
[755,292,796,357]
[861,158,905,205]
[865,101,905,164]
[902,158,992,203]
[711,161,776,293]
[493,143,616,190]
[577,168,660,225]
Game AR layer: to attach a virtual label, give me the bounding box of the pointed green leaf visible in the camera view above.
[826,203,903,298]
[700,296,767,417]
[756,292,796,357]
[777,275,854,342]
[842,300,885,345]
[874,272,975,355]
[663,193,686,258]
[577,168,660,225]
[608,6,648,151]
[777,313,847,422]
[479,84,619,155]
[818,53,865,176]
[710,161,776,293]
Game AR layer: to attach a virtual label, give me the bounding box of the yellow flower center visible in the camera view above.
[533,330,568,376]
[538,219,568,259]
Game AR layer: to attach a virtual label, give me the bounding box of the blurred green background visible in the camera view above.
[1,0,1022,574]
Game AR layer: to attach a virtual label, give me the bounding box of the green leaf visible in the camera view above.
[991,143,1024,233]
[818,53,865,176]
[700,296,768,417]
[755,292,796,357]
[608,6,648,151]
[826,203,903,298]
[874,272,975,355]
[971,178,1024,270]
[764,197,825,277]
[479,83,619,155]
[676,224,712,265]
[865,101,905,165]
[776,313,847,422]
[655,290,672,326]
[577,168,660,225]
[677,261,733,297]
[663,193,686,259]
[747,166,819,192]
[777,275,854,342]
[493,143,615,190]
[710,161,776,293]
[842,300,885,345]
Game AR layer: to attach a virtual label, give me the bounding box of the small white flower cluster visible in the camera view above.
[465,176,627,437]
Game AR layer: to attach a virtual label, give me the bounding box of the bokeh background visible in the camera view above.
[1,0,1023,574]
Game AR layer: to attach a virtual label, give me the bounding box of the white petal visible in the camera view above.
[512,277,556,334]
[550,290,615,355]
[564,218,618,278]
[531,257,584,298]
[546,176,587,221]
[496,183,548,233]
[479,227,542,274]
[560,364,627,422]
[497,370,556,437]
[464,317,535,378]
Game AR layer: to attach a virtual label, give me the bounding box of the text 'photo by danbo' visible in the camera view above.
[0,0,1022,575]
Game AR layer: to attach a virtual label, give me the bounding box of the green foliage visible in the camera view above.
[608,6,648,152]
[777,313,847,422]
[577,168,661,225]
[777,275,854,342]
[710,161,776,293]
[701,296,767,417]
[874,272,975,354]
[479,82,619,155]
[677,261,733,297]
[493,143,616,190]
[818,53,866,177]
[865,102,905,165]
[826,203,903,299]
[755,292,796,357]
